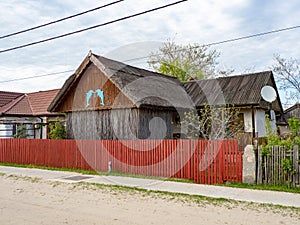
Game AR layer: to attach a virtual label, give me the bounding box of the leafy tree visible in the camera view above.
[181,104,243,140]
[48,117,66,139]
[14,124,29,138]
[272,54,300,103]
[148,41,233,81]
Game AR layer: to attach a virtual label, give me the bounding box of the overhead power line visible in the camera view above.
[1,23,300,84]
[0,70,74,84]
[206,25,300,46]
[124,24,300,63]
[1,14,300,83]
[0,0,188,54]
[0,0,125,40]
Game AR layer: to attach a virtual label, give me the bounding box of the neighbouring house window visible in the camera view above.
[234,113,245,132]
[172,113,181,125]
[12,124,16,137]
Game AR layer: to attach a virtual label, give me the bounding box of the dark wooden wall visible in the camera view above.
[138,108,173,139]
[57,63,134,112]
[66,108,174,140]
[285,107,300,120]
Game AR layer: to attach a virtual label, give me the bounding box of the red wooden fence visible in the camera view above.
[0,138,242,184]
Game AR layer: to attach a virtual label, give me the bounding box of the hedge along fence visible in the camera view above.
[257,145,300,187]
[0,138,242,184]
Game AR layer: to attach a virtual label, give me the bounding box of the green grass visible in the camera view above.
[220,182,300,194]
[7,174,42,183]
[0,162,99,175]
[0,162,195,183]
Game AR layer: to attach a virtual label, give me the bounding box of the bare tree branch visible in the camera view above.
[272,54,300,103]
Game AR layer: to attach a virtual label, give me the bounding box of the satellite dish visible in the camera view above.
[261,85,277,103]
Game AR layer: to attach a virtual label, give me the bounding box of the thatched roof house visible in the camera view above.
[49,52,193,140]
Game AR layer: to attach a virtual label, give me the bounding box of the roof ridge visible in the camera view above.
[26,93,35,114]
[183,70,272,84]
[0,90,24,95]
[98,55,179,80]
[1,94,26,114]
[216,70,272,80]
[27,88,60,95]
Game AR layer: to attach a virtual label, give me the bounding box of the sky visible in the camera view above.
[0,0,300,107]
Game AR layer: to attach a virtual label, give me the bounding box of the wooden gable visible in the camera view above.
[56,63,135,112]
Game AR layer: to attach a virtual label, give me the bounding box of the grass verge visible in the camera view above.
[220,182,300,194]
[0,162,194,183]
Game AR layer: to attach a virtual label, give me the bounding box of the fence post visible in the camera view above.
[242,145,256,184]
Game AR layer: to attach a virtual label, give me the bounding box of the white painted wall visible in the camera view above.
[0,124,14,138]
[240,108,276,138]
[0,116,45,139]
[240,109,252,133]
[255,109,266,137]
[269,110,277,131]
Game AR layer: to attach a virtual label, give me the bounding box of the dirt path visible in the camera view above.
[0,175,299,225]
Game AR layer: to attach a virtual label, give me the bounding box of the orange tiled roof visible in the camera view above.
[0,89,60,116]
[0,91,23,107]
[28,89,60,115]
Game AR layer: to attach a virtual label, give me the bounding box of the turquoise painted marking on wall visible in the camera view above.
[86,89,105,107]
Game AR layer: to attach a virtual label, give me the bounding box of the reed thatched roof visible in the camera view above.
[48,53,194,111]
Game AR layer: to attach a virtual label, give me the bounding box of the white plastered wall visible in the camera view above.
[240,108,276,138]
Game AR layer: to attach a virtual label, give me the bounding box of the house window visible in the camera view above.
[12,124,16,137]
[234,113,245,132]
[172,112,181,125]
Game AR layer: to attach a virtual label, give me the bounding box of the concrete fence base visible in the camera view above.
[242,145,256,184]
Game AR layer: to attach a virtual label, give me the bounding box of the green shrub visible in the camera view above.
[48,117,66,139]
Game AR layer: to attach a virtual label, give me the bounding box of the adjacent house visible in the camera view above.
[49,52,284,140]
[278,103,300,135]
[184,71,283,138]
[284,103,300,119]
[0,89,61,138]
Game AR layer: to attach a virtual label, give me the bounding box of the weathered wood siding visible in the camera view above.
[138,108,173,139]
[67,109,138,140]
[66,108,173,140]
[57,63,134,112]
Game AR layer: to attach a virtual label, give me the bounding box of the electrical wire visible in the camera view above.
[0,70,74,84]
[1,22,300,83]
[124,25,300,63]
[0,0,125,40]
[0,0,188,54]
[1,3,300,84]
